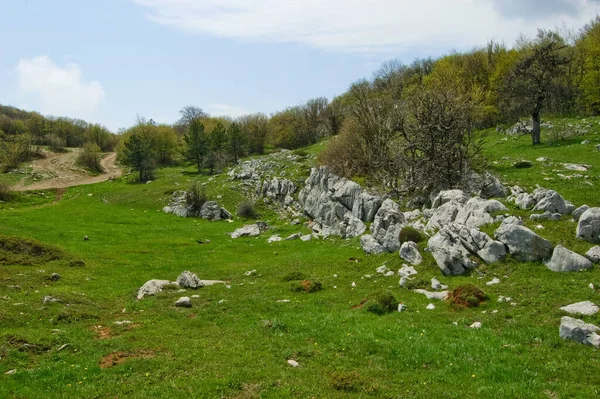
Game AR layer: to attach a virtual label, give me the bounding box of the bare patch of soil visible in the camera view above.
[99,350,154,369]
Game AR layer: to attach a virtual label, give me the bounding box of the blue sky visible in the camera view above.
[1,0,598,132]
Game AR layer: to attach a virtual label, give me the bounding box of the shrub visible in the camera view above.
[77,142,103,173]
[365,291,397,315]
[402,277,430,290]
[0,182,13,202]
[448,284,488,308]
[399,226,426,244]
[281,271,306,282]
[237,201,257,219]
[330,371,366,392]
[45,134,67,153]
[185,180,207,213]
[291,279,322,293]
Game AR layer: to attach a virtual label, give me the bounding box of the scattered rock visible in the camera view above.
[495,223,553,262]
[563,163,591,171]
[287,359,299,367]
[431,190,470,209]
[137,279,173,299]
[399,241,422,265]
[398,265,418,278]
[501,216,523,227]
[413,289,448,301]
[426,303,436,310]
[545,245,593,272]
[261,177,297,202]
[175,297,192,308]
[470,322,482,329]
[370,199,406,252]
[84,235,89,241]
[43,296,60,305]
[498,296,512,303]
[300,234,312,242]
[559,316,600,347]
[486,278,501,286]
[231,224,262,239]
[454,197,507,228]
[244,270,257,276]
[49,273,61,282]
[531,188,568,214]
[199,201,233,221]
[576,208,600,244]
[573,205,590,222]
[431,278,448,290]
[560,301,599,316]
[530,212,562,221]
[284,233,302,241]
[360,235,386,255]
[268,235,282,243]
[5,369,16,375]
[177,271,204,289]
[426,200,463,231]
[585,246,600,264]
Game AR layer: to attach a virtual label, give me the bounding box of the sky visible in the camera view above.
[0,0,599,132]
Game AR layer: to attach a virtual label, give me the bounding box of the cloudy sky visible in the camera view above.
[0,0,598,131]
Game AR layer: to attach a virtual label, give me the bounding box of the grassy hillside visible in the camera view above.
[1,119,600,398]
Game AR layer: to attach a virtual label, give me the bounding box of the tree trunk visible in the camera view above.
[531,111,541,145]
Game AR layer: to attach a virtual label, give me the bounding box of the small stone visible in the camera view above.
[492,310,498,314]
[431,278,448,290]
[43,296,60,305]
[470,322,482,329]
[113,320,132,325]
[175,297,192,308]
[376,265,390,274]
[83,235,89,241]
[486,277,501,286]
[177,271,204,289]
[384,271,395,277]
[49,273,61,282]
[277,300,291,303]
[590,283,595,290]
[585,246,600,264]
[351,282,356,287]
[426,303,435,310]
[5,369,16,375]
[398,303,407,312]
[497,296,512,303]
[218,299,226,304]
[244,270,257,276]
[559,316,600,347]
[191,295,200,298]
[268,235,282,243]
[287,359,299,367]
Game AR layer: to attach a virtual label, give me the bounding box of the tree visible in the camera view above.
[227,122,246,163]
[184,119,207,173]
[206,122,227,174]
[121,133,156,182]
[499,30,571,144]
[178,106,207,126]
[238,113,269,154]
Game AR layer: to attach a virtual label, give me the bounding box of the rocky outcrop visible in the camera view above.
[360,235,385,255]
[163,191,231,220]
[370,199,406,252]
[509,187,570,215]
[426,201,463,232]
[299,167,381,238]
[545,245,593,272]
[494,223,553,262]
[559,316,600,347]
[573,205,590,222]
[261,177,297,203]
[431,190,470,209]
[454,197,507,228]
[576,208,600,244]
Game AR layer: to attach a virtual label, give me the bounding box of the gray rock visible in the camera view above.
[175,297,192,308]
[399,241,423,265]
[446,223,507,264]
[177,271,204,289]
[501,216,523,227]
[431,278,448,290]
[431,190,470,209]
[371,199,405,251]
[515,193,536,210]
[413,289,449,300]
[486,277,501,286]
[339,213,366,238]
[585,246,600,263]
[565,201,576,215]
[268,235,282,243]
[560,301,599,316]
[426,200,462,231]
[300,234,312,242]
[573,205,590,222]
[261,177,297,202]
[427,228,477,275]
[576,208,600,243]
[454,197,508,228]
[352,192,383,223]
[477,172,508,199]
[360,235,385,255]
[398,265,418,278]
[43,296,60,305]
[200,201,232,221]
[545,245,593,272]
[494,223,553,262]
[532,188,567,214]
[559,316,600,347]
[49,273,61,282]
[284,233,302,241]
[231,224,261,239]
[530,212,562,221]
[137,279,173,299]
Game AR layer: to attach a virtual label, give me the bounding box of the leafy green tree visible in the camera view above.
[206,122,227,174]
[227,122,246,163]
[499,30,571,144]
[121,133,156,182]
[184,119,207,173]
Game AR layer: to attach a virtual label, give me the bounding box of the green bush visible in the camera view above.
[448,284,488,308]
[365,291,397,315]
[399,226,426,244]
[402,277,430,290]
[77,142,103,173]
[237,201,257,219]
[185,180,207,213]
[291,279,322,293]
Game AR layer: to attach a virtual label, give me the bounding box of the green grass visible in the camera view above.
[1,128,600,398]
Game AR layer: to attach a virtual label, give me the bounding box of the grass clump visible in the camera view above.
[291,279,322,293]
[281,271,306,282]
[364,291,398,315]
[399,226,426,244]
[330,370,371,392]
[402,277,430,290]
[448,284,488,308]
[185,180,207,213]
[237,201,257,218]
[0,235,65,266]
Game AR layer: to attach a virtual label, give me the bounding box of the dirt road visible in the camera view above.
[13,149,122,191]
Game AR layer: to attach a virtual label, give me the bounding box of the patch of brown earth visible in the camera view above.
[99,350,154,369]
[93,326,112,340]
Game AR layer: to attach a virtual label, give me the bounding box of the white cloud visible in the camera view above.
[16,55,105,118]
[132,0,600,55]
[207,103,251,118]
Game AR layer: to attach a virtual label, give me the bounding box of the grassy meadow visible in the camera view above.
[1,118,600,398]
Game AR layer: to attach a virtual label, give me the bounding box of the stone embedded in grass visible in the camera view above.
[360,235,385,254]
[431,278,448,290]
[560,301,599,316]
[576,208,600,244]
[175,297,192,308]
[49,273,61,282]
[399,241,422,265]
[573,205,590,222]
[559,316,600,347]
[231,223,264,239]
[300,234,312,242]
[495,223,553,262]
[470,321,482,329]
[486,278,501,286]
[413,289,449,301]
[244,270,257,276]
[545,245,593,272]
[268,235,282,243]
[136,279,173,299]
[586,246,600,264]
[287,359,299,367]
[426,303,435,310]
[530,212,562,221]
[43,296,60,305]
[177,271,204,289]
[284,233,301,241]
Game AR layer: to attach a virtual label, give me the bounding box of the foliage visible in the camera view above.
[448,284,488,308]
[402,277,431,291]
[364,291,398,315]
[77,142,103,173]
[0,182,13,202]
[227,122,247,163]
[236,201,257,219]
[0,133,40,172]
[399,226,426,244]
[121,131,156,182]
[237,113,269,154]
[185,180,207,213]
[184,119,208,173]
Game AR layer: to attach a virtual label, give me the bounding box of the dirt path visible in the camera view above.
[13,149,122,192]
